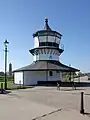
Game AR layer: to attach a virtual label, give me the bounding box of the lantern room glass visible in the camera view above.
[38,35,60,44]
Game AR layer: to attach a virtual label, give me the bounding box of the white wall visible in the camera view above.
[34,49,59,61]
[23,71,46,85]
[23,71,62,85]
[14,72,23,84]
[48,71,61,81]
[14,71,62,86]
[34,53,59,61]
[33,55,36,61]
[34,37,39,48]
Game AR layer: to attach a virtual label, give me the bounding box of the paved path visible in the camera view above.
[0,87,90,120]
[0,93,56,120]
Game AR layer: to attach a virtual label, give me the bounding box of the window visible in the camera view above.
[39,42,59,47]
[49,71,53,76]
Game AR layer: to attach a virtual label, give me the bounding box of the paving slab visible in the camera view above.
[38,110,89,120]
[0,94,56,120]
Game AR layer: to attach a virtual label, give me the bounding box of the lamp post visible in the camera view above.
[4,39,9,90]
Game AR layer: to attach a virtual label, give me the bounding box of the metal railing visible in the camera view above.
[60,43,64,51]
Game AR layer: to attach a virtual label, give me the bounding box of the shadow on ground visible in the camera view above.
[0,89,11,94]
[60,88,85,91]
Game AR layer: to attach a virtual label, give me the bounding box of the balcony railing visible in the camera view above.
[60,43,64,51]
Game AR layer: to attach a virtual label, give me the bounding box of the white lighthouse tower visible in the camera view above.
[14,18,79,86]
[30,18,64,62]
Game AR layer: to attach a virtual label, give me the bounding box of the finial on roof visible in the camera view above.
[44,18,52,31]
[45,18,48,24]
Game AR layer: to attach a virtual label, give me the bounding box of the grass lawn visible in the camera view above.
[0,76,14,89]
[0,81,17,89]
[0,81,34,90]
[0,76,34,90]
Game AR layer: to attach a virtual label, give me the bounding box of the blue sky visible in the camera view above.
[0,0,90,72]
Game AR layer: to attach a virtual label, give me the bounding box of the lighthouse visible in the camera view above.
[14,19,80,85]
[30,18,64,62]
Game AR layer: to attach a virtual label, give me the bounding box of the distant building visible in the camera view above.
[9,63,12,76]
[13,19,80,85]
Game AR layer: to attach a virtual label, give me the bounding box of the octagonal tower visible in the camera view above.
[29,18,64,61]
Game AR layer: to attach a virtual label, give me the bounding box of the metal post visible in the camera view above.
[1,83,4,94]
[73,72,74,82]
[46,61,48,86]
[78,72,80,82]
[80,92,84,114]
[69,72,71,81]
[46,62,48,81]
[4,40,9,90]
[5,46,7,89]
[70,72,71,81]
[73,72,76,90]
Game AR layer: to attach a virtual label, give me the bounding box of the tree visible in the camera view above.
[0,72,4,76]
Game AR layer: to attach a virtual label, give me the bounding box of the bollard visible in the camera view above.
[80,92,84,114]
[1,83,4,94]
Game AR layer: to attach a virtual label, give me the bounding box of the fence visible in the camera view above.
[37,81,90,87]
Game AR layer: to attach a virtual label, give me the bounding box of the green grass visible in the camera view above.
[0,76,34,90]
[0,76,13,82]
[0,81,34,90]
[0,76,14,89]
[0,81,14,89]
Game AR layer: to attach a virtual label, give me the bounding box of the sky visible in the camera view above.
[0,0,90,73]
